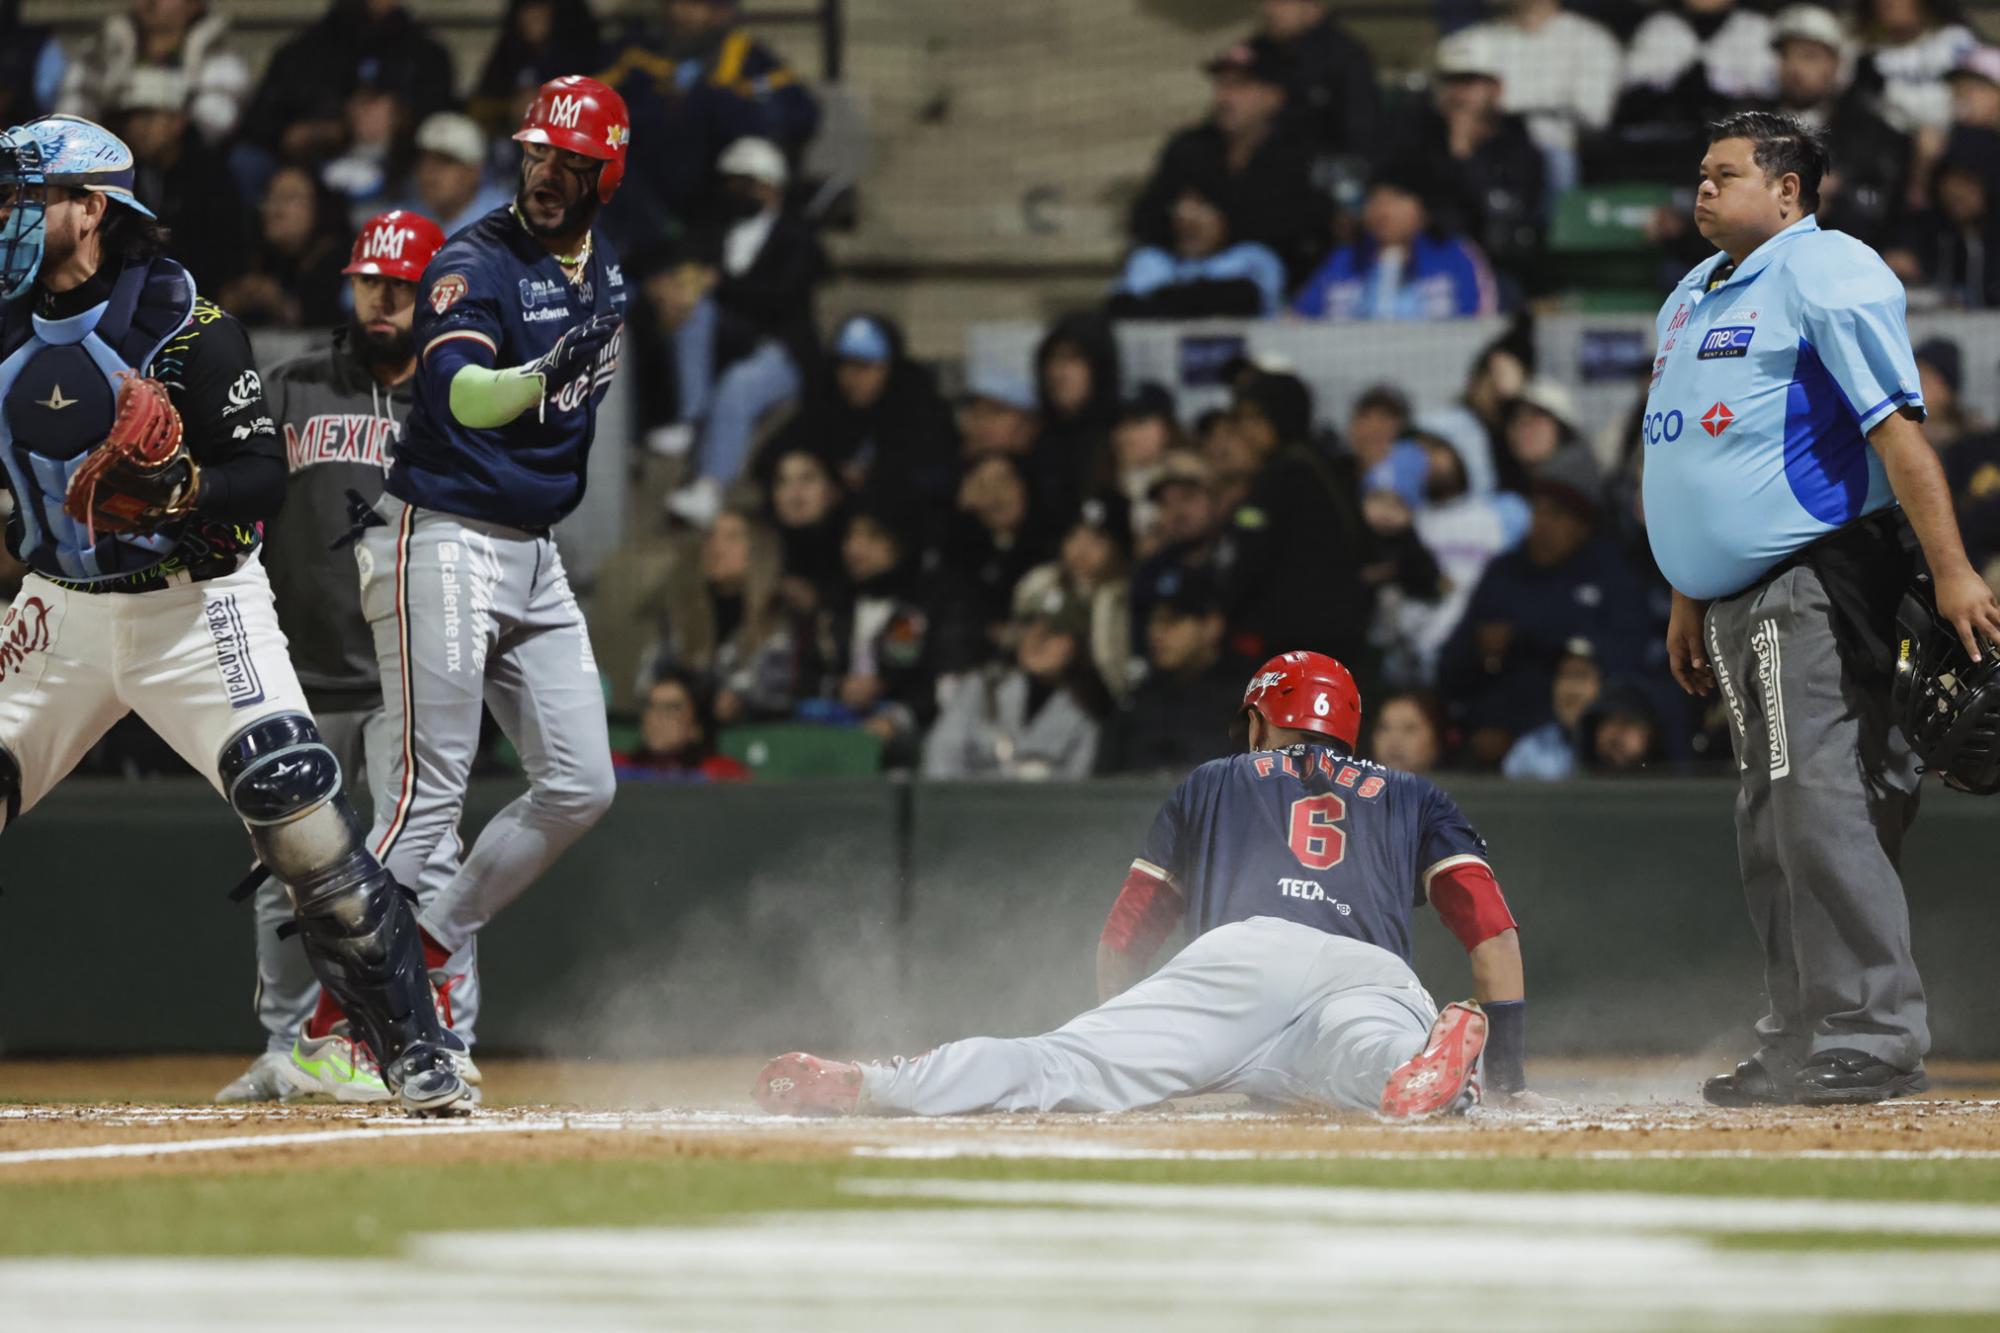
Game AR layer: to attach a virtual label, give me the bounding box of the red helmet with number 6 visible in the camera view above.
[513,75,631,203]
[1241,651,1361,749]
[341,209,446,284]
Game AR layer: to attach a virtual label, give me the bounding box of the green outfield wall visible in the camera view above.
[5,778,1996,1059]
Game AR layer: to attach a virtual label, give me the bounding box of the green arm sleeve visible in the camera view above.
[448,364,546,429]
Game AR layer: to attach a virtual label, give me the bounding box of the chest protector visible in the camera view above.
[0,258,195,582]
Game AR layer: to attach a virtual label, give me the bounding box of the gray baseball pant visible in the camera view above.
[1705,562,1928,1074]
[249,706,475,1051]
[356,497,615,998]
[861,918,1437,1115]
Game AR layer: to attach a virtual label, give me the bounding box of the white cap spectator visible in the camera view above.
[1455,0,1623,193]
[1771,4,1854,83]
[415,111,485,168]
[1434,30,1503,84]
[718,136,788,189]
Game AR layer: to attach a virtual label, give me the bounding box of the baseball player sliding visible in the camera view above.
[301,78,628,1070]
[756,652,1529,1119]
[218,210,471,1105]
[0,115,469,1114]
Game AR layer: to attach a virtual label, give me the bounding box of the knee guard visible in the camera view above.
[0,742,19,831]
[221,714,445,1069]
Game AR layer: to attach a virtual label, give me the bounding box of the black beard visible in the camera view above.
[515,182,596,240]
[350,318,413,367]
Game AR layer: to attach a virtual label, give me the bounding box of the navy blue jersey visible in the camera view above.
[1136,744,1490,964]
[391,206,629,531]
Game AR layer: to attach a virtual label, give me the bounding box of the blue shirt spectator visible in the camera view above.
[1292,171,1499,320]
[1110,171,1287,317]
[1500,639,1602,779]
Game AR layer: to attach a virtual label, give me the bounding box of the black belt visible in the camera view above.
[44,551,245,596]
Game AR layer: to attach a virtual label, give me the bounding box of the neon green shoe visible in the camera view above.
[280,1028,392,1103]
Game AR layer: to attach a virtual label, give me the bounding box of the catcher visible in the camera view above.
[0,115,470,1114]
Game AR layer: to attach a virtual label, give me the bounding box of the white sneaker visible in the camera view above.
[280,1028,392,1103]
[646,422,696,457]
[215,1050,298,1104]
[666,476,723,527]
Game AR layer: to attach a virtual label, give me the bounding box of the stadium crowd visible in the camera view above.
[10,0,2000,782]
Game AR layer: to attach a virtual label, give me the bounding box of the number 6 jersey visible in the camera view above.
[1134,743,1492,963]
[391,206,628,532]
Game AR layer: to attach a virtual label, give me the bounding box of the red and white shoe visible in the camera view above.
[754,1052,864,1116]
[1380,1001,1488,1121]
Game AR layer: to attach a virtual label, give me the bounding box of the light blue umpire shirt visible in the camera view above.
[1641,214,1925,601]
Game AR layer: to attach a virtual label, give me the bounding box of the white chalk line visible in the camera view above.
[851,1142,2000,1162]
[0,1120,570,1166]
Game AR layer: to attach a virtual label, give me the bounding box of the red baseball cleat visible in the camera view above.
[754,1052,865,1116]
[1379,1001,1488,1121]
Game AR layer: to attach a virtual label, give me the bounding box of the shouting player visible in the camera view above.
[0,116,469,1114]
[217,210,471,1105]
[315,78,628,1072]
[755,652,1528,1118]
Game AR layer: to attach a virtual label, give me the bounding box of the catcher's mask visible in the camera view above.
[0,127,48,301]
[1892,575,2000,794]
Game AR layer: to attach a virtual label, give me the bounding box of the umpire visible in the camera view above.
[1648,112,2000,1106]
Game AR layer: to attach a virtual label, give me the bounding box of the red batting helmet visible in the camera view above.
[1241,651,1361,749]
[513,75,631,203]
[342,209,445,284]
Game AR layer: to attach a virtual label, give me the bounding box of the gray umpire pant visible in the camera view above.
[250,705,474,1052]
[356,496,615,1013]
[1705,563,1928,1074]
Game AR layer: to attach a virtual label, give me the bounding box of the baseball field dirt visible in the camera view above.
[7,1055,2000,1330]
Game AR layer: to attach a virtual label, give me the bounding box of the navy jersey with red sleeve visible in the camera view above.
[390,205,628,531]
[1136,744,1491,963]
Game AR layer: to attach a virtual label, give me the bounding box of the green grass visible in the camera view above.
[9,1153,2000,1258]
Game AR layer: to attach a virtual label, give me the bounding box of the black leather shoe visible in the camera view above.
[1793,1050,1929,1106]
[1702,1057,1795,1107]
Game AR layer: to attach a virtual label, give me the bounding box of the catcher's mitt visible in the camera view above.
[63,372,199,541]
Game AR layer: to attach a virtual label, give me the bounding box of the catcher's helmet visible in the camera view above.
[1241,651,1361,749]
[1892,576,2000,794]
[513,75,630,203]
[342,209,445,284]
[0,115,156,301]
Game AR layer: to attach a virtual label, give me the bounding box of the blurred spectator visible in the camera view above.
[319,72,416,215]
[1496,379,1600,493]
[469,0,603,140]
[1128,452,1228,648]
[243,0,455,173]
[936,454,1055,669]
[1292,168,1499,320]
[615,669,752,782]
[768,447,848,617]
[1453,0,1622,192]
[59,0,246,145]
[396,112,512,237]
[1392,34,1546,293]
[600,0,821,251]
[1883,133,2000,308]
[1346,385,1419,489]
[1129,37,1330,283]
[817,507,937,763]
[1013,493,1134,701]
[1098,569,1241,776]
[649,509,800,723]
[1255,0,1379,157]
[921,588,1108,781]
[1437,451,1651,767]
[707,137,825,370]
[1033,313,1122,525]
[1857,0,1977,136]
[1418,332,1528,497]
[1366,690,1449,775]
[117,68,248,292]
[1943,426,2000,589]
[1500,638,1602,779]
[1623,1,1776,101]
[1577,680,1665,775]
[1096,383,1190,542]
[629,232,764,488]
[1216,372,1377,670]
[1370,415,1531,685]
[1754,5,1908,249]
[0,0,66,126]
[1946,45,2000,138]
[1915,336,1987,446]
[771,314,959,520]
[217,163,349,327]
[1109,171,1288,318]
